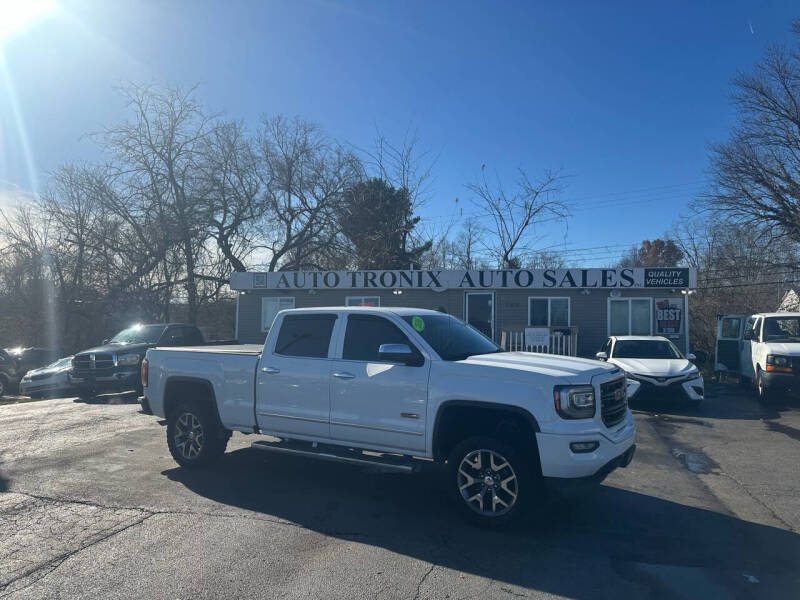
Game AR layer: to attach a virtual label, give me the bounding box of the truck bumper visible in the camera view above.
[138,395,152,414]
[69,370,140,394]
[535,412,636,479]
[760,370,797,392]
[545,444,636,497]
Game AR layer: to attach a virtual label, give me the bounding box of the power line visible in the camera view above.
[698,278,800,290]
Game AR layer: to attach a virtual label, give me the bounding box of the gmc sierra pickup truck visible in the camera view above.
[142,307,636,526]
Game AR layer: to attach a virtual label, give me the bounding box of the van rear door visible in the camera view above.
[715,314,746,374]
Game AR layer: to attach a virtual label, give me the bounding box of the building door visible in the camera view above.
[465,292,494,340]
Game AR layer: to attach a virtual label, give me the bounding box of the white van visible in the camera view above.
[716,312,800,402]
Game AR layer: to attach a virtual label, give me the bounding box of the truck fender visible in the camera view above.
[431,400,541,462]
[162,376,225,431]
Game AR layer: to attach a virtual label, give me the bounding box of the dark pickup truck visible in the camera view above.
[70,323,234,404]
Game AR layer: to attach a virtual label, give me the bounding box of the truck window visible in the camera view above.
[182,326,204,345]
[275,314,337,359]
[343,315,417,362]
[401,314,502,361]
[721,317,741,339]
[762,316,800,342]
[162,327,185,346]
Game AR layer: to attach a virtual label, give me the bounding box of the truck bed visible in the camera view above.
[153,344,263,355]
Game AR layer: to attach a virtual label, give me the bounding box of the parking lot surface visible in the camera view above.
[0,386,798,599]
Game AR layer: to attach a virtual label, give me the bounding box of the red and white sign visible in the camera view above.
[655,298,683,335]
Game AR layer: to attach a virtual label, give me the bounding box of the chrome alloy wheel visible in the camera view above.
[457,449,518,517]
[174,412,205,460]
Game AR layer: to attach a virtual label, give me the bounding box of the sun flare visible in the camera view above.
[0,0,55,43]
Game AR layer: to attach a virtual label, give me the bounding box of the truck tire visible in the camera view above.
[167,401,229,468]
[0,375,8,397]
[446,436,532,528]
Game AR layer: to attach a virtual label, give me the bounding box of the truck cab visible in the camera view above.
[716,312,800,401]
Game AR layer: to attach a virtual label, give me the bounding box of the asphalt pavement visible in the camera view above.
[0,385,798,599]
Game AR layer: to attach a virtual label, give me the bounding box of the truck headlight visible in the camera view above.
[554,385,596,419]
[766,355,792,372]
[117,353,140,366]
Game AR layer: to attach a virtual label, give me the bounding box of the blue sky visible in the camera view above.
[1,0,797,265]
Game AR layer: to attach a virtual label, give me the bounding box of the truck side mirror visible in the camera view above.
[686,353,697,361]
[378,343,422,366]
[743,329,753,341]
[595,351,608,361]
[102,339,109,345]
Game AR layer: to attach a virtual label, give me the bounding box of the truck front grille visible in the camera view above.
[600,378,627,427]
[73,353,114,372]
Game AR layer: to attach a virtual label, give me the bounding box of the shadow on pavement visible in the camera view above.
[164,447,800,598]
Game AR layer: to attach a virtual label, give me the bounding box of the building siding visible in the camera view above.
[236,287,688,357]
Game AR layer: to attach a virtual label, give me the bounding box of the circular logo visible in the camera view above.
[411,316,425,332]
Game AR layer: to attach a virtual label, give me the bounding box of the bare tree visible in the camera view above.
[99,83,216,323]
[361,127,435,210]
[200,121,263,273]
[705,21,800,244]
[467,167,568,268]
[673,216,800,359]
[256,116,362,271]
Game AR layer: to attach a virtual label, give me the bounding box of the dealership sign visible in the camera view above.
[655,297,684,335]
[231,267,697,291]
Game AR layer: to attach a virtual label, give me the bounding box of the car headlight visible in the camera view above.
[117,353,140,366]
[766,355,792,372]
[554,385,596,419]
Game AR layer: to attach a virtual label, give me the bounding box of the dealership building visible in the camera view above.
[230,267,697,357]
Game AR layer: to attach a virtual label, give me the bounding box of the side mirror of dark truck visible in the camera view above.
[378,343,423,367]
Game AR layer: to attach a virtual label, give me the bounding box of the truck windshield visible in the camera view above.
[762,317,800,342]
[402,314,502,361]
[613,340,683,359]
[110,325,166,345]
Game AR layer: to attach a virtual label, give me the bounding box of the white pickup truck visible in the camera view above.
[142,307,635,525]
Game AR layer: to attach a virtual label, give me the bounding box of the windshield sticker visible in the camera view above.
[412,316,425,332]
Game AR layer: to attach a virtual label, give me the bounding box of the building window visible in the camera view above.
[528,297,570,327]
[609,298,652,336]
[346,296,381,307]
[262,296,295,332]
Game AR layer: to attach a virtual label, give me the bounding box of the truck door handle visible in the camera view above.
[261,366,280,374]
[332,372,355,380]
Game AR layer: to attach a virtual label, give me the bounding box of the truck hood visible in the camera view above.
[460,351,617,379]
[76,342,151,356]
[609,358,696,378]
[761,342,800,356]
